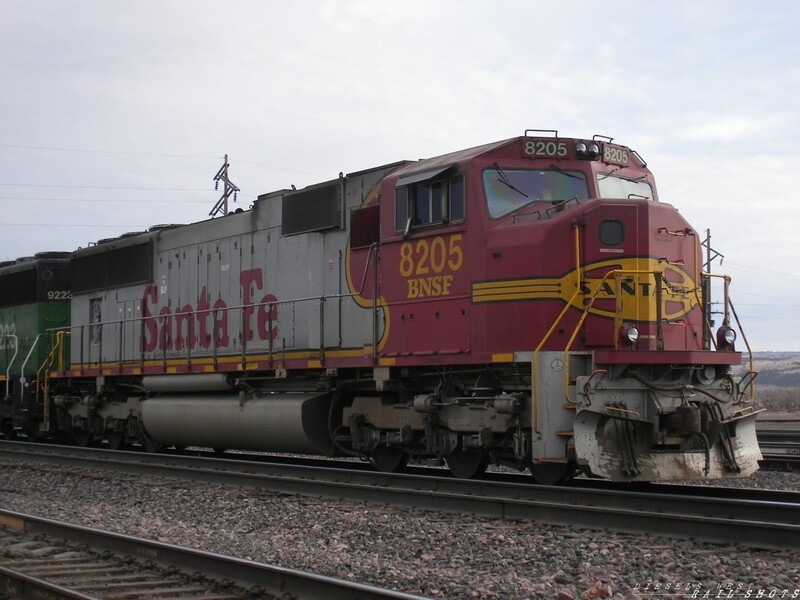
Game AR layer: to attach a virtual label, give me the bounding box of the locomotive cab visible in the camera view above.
[471,134,759,481]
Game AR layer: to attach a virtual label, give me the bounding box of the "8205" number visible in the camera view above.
[524,140,568,158]
[602,145,629,165]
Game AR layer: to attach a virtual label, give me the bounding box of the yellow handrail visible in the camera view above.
[531,225,581,433]
[35,331,70,419]
[561,268,662,403]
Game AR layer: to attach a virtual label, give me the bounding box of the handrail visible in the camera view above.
[2,334,18,399]
[531,264,750,410]
[531,224,582,434]
[59,286,381,371]
[698,273,754,395]
[561,268,663,403]
[19,334,44,388]
[728,296,755,399]
[56,330,70,372]
[36,331,70,413]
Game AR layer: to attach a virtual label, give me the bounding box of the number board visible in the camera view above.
[601,143,629,166]
[522,138,569,159]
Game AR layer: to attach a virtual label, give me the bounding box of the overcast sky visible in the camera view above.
[1,0,798,351]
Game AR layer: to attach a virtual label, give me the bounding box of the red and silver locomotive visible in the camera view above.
[17,130,762,483]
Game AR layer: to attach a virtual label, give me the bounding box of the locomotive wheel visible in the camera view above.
[73,430,93,447]
[529,461,576,485]
[1,421,15,440]
[140,431,164,453]
[370,446,408,473]
[106,432,125,451]
[446,448,489,479]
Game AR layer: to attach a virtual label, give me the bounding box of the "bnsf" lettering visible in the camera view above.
[407,275,454,299]
[399,234,463,299]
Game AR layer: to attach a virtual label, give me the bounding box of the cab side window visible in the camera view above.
[395,173,464,232]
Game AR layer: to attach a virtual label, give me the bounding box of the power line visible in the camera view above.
[1,222,150,228]
[233,158,325,176]
[0,143,325,176]
[0,183,216,192]
[0,143,219,160]
[0,196,240,204]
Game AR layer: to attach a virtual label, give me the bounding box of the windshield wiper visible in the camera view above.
[548,162,583,180]
[493,162,528,198]
[597,168,621,181]
[598,169,647,182]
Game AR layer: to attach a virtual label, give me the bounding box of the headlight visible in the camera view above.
[575,140,600,160]
[621,323,639,345]
[716,326,737,350]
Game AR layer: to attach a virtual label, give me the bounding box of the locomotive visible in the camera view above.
[0,130,761,483]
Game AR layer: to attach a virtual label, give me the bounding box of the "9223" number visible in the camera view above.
[46,290,71,301]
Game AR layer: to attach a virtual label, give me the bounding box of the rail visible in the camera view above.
[0,507,425,600]
[2,441,799,550]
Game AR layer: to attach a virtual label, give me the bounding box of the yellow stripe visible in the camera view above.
[491,353,514,363]
[472,279,560,303]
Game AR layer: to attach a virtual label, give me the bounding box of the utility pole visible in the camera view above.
[209,154,240,218]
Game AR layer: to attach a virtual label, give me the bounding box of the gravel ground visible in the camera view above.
[0,459,798,599]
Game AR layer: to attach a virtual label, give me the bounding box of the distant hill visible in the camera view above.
[734,353,800,411]
[741,352,800,388]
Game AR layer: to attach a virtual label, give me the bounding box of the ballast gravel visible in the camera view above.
[0,459,797,599]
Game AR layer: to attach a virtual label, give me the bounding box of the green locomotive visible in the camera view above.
[0,252,71,439]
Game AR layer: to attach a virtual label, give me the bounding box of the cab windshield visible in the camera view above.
[483,166,589,218]
[597,173,653,200]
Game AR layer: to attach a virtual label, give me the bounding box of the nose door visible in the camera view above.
[580,203,641,348]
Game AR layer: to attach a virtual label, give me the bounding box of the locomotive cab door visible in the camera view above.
[389,169,469,357]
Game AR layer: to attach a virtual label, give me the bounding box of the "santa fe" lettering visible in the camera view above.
[142,268,278,352]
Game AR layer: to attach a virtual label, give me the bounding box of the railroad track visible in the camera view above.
[0,508,428,600]
[1,441,798,551]
[757,429,800,468]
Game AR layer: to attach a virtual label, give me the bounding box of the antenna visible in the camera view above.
[209,154,241,217]
[701,228,725,349]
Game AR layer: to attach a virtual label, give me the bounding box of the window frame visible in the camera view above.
[481,166,590,220]
[599,219,625,246]
[395,171,465,233]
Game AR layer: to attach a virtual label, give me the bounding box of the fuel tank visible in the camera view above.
[140,392,334,455]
